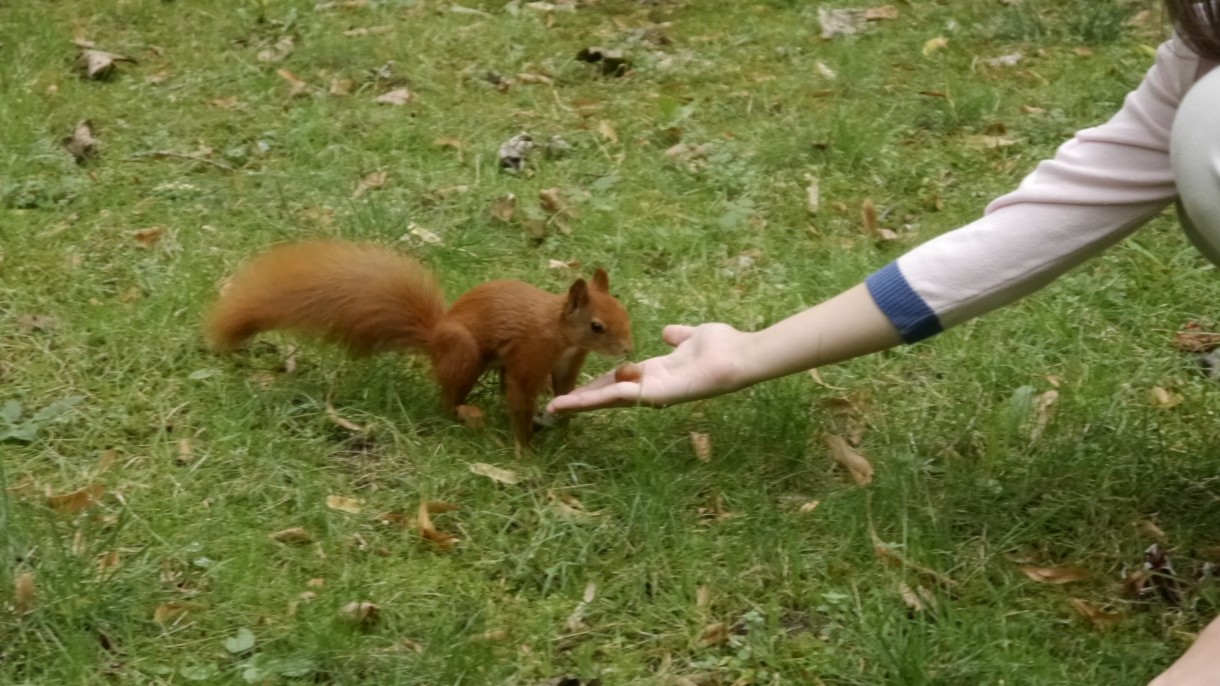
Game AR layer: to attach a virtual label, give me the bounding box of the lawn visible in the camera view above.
[2,0,1218,684]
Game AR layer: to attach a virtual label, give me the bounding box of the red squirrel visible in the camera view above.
[205,240,634,451]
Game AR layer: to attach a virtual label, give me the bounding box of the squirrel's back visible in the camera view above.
[206,241,446,355]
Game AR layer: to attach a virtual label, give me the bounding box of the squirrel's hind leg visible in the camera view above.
[430,323,485,429]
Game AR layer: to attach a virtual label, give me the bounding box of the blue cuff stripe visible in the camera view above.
[866,262,943,344]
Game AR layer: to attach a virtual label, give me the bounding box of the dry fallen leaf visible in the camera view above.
[596,120,619,143]
[208,95,239,108]
[375,88,412,106]
[270,527,315,544]
[469,462,522,485]
[805,176,820,215]
[257,36,295,63]
[1068,598,1123,628]
[76,49,134,79]
[418,499,460,549]
[563,581,597,633]
[276,68,309,97]
[1149,386,1184,409]
[539,188,565,215]
[329,78,354,96]
[1030,389,1058,442]
[690,432,712,462]
[818,7,868,38]
[1172,324,1220,353]
[340,601,381,626]
[699,622,729,647]
[549,491,600,519]
[491,193,517,223]
[695,584,712,609]
[153,601,202,626]
[351,171,388,199]
[62,120,98,164]
[132,226,165,248]
[14,572,36,615]
[871,524,959,589]
[1137,519,1167,542]
[46,484,105,514]
[1019,566,1091,584]
[343,25,392,37]
[898,582,934,612]
[798,500,822,513]
[861,199,898,241]
[176,438,194,465]
[922,36,949,56]
[824,433,873,485]
[326,495,363,515]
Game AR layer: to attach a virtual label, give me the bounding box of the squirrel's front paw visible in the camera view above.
[455,405,485,429]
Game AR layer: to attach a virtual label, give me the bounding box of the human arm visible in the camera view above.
[546,283,899,412]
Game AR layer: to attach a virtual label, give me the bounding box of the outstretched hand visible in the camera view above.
[547,323,753,413]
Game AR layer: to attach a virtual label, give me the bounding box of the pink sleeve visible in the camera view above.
[868,38,1202,341]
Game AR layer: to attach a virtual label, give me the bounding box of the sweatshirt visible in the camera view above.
[865,36,1219,343]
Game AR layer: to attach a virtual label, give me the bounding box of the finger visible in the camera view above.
[661,324,697,348]
[547,382,644,413]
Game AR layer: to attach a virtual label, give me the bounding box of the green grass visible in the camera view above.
[2,0,1218,683]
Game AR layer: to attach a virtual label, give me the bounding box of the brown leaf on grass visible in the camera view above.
[1030,389,1058,442]
[208,96,239,108]
[131,226,165,248]
[548,259,582,271]
[276,68,309,97]
[270,527,314,544]
[433,137,464,154]
[695,584,711,609]
[898,582,934,612]
[351,171,387,199]
[491,193,517,223]
[418,499,460,549]
[326,495,363,515]
[96,448,119,474]
[46,484,105,514]
[343,25,392,37]
[1019,566,1091,584]
[153,601,202,626]
[823,433,873,486]
[1173,323,1220,353]
[14,572,36,615]
[699,622,729,647]
[818,8,868,38]
[470,462,522,485]
[798,500,822,513]
[696,491,735,526]
[1149,386,1184,409]
[563,581,597,633]
[175,438,194,465]
[17,314,59,333]
[865,5,900,20]
[63,120,99,164]
[1137,519,1167,541]
[539,188,566,215]
[596,119,619,143]
[690,432,712,462]
[76,49,134,79]
[96,550,121,572]
[340,601,380,626]
[549,491,600,519]
[1068,598,1124,628]
[922,36,949,56]
[329,78,354,96]
[375,88,412,106]
[475,629,509,642]
[861,199,898,241]
[804,175,820,215]
[257,36,295,63]
[870,524,959,589]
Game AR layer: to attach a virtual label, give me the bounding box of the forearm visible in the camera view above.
[733,283,901,386]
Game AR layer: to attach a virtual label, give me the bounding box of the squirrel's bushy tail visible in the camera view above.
[206,241,447,355]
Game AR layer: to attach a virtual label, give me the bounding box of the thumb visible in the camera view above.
[661,324,697,348]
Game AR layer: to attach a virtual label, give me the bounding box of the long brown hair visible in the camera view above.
[1166,0,1220,60]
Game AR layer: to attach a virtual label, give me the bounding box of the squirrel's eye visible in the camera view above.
[591,321,606,334]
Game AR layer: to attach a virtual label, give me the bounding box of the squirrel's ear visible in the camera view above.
[566,278,590,313]
[591,268,610,292]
